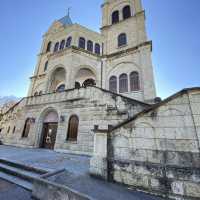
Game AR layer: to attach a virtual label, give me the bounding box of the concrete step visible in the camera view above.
[0,171,33,190]
[0,158,47,174]
[0,163,41,179]
[0,159,48,190]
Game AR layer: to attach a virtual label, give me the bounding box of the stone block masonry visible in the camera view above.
[90,88,200,200]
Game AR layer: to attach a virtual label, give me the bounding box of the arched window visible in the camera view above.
[118,33,127,47]
[60,40,65,50]
[44,61,48,72]
[130,71,140,91]
[123,5,131,20]
[95,43,101,55]
[79,37,86,49]
[56,84,65,92]
[119,74,128,93]
[112,10,119,24]
[12,126,16,134]
[109,76,117,93]
[22,118,31,138]
[54,42,59,52]
[66,37,72,48]
[7,126,10,134]
[46,41,52,52]
[82,79,96,87]
[34,92,38,96]
[67,115,79,141]
[87,40,93,52]
[75,82,81,89]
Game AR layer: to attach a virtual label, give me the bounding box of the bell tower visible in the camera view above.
[101,0,157,102]
[101,0,146,54]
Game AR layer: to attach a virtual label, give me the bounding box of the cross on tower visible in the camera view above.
[67,7,71,16]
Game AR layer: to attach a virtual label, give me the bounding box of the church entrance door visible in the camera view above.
[40,110,59,150]
[41,123,58,149]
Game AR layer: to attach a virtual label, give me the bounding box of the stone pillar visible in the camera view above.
[90,125,108,180]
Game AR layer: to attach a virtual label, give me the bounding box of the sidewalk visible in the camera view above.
[0,145,164,200]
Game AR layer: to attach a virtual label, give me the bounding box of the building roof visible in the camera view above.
[58,14,73,26]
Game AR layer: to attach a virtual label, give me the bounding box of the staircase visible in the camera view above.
[0,159,48,190]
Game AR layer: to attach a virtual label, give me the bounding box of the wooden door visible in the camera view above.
[41,123,58,149]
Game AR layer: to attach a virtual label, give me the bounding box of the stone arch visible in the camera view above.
[47,65,66,93]
[107,62,142,92]
[33,82,44,95]
[159,108,186,130]
[134,121,156,139]
[110,0,134,24]
[74,67,97,87]
[35,106,60,148]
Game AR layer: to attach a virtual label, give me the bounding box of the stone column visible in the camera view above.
[90,125,108,180]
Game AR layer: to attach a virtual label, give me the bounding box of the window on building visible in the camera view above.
[60,40,65,50]
[56,84,65,92]
[87,40,93,52]
[67,115,79,141]
[78,37,86,49]
[46,41,52,52]
[7,126,10,134]
[66,37,72,47]
[95,43,101,55]
[130,71,140,91]
[119,74,128,93]
[54,42,60,52]
[34,92,38,96]
[82,79,96,87]
[75,82,81,89]
[22,118,31,138]
[12,126,16,134]
[44,61,48,72]
[118,33,127,47]
[112,10,119,24]
[39,91,43,95]
[109,76,117,93]
[123,6,131,20]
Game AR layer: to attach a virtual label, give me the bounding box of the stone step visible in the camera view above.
[0,171,33,190]
[0,159,48,190]
[0,158,47,174]
[0,163,41,180]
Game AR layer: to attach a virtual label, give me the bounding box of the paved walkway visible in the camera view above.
[0,145,90,175]
[0,145,164,200]
[0,179,32,200]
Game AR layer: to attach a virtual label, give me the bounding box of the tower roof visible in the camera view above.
[58,14,73,26]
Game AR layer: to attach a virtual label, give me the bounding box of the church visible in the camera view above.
[0,0,200,199]
[0,0,155,153]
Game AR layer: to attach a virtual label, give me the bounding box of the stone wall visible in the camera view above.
[0,87,148,155]
[90,88,200,199]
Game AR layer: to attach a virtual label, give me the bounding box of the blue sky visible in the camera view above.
[0,0,199,98]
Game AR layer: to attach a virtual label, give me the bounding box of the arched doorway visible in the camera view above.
[40,111,59,150]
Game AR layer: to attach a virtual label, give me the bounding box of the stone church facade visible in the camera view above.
[0,0,200,199]
[0,0,155,153]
